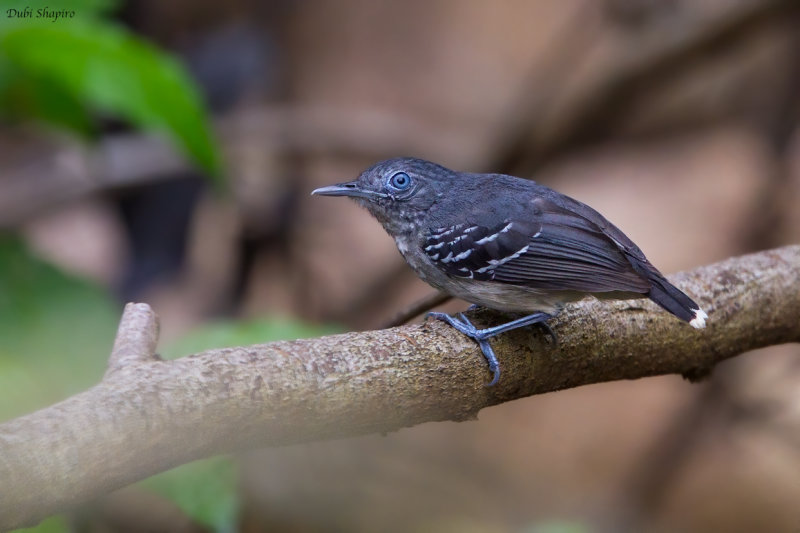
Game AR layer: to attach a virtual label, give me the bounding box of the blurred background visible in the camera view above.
[2,0,800,531]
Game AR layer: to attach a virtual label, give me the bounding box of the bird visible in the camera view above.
[312,157,707,386]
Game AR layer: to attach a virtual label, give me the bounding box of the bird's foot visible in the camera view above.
[427,310,556,386]
[427,311,501,386]
[533,321,558,346]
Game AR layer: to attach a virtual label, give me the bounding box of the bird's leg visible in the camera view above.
[497,313,558,346]
[427,310,554,386]
[465,305,556,344]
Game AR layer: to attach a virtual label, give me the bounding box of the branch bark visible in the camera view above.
[1,246,799,529]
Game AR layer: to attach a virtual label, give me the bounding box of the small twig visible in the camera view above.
[106,302,161,376]
[334,261,415,326]
[380,291,452,329]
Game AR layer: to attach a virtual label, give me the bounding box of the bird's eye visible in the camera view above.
[389,172,412,191]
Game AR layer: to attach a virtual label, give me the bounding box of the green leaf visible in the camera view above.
[0,57,94,135]
[139,457,239,533]
[0,17,223,182]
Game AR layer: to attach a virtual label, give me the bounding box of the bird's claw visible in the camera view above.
[535,321,558,346]
[427,311,501,386]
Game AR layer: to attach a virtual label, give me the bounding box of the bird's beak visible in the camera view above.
[311,181,387,200]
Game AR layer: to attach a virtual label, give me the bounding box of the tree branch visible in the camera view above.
[1,246,799,529]
[492,0,800,175]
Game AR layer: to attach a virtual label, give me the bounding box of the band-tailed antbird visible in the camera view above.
[312,157,707,385]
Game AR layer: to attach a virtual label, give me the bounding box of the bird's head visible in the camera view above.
[312,157,450,234]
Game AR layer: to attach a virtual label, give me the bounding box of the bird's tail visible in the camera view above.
[646,274,707,329]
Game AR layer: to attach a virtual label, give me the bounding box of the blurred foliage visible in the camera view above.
[0,236,119,421]
[11,515,70,533]
[0,0,222,181]
[140,457,239,533]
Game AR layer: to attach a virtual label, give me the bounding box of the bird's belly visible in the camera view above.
[440,277,568,314]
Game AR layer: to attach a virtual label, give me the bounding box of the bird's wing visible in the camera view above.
[423,198,650,293]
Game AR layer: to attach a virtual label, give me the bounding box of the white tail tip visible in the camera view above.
[689,308,708,329]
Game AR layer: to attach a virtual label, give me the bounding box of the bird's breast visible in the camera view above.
[393,232,461,289]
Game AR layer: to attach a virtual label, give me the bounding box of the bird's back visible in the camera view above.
[416,169,705,326]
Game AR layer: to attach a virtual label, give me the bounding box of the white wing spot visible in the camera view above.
[453,249,472,261]
[475,233,499,245]
[425,241,446,251]
[475,244,530,273]
[430,227,454,239]
[475,221,513,245]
